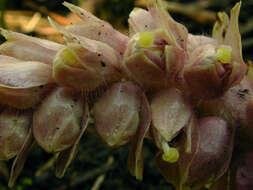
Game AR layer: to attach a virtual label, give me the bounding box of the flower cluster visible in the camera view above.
[0,0,252,189]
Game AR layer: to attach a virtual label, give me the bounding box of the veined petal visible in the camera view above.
[187,117,235,188]
[49,17,121,71]
[124,52,167,89]
[63,2,128,55]
[0,28,64,65]
[0,61,52,88]
[0,85,54,109]
[128,8,156,36]
[0,61,54,109]
[53,44,121,91]
[33,87,85,153]
[94,81,141,147]
[151,88,192,142]
[66,22,128,56]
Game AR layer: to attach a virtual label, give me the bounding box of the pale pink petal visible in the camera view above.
[53,44,121,91]
[0,108,31,160]
[66,22,128,56]
[0,55,20,63]
[94,81,141,147]
[128,8,156,36]
[151,88,192,142]
[63,2,128,55]
[0,28,64,65]
[0,61,54,109]
[33,88,85,153]
[0,61,52,88]
[147,0,188,50]
[124,52,167,89]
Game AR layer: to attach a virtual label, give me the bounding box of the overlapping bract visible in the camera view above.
[0,0,251,189]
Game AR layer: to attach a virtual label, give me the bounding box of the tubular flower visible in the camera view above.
[0,108,31,160]
[33,87,89,178]
[123,0,187,90]
[150,88,194,164]
[49,18,123,91]
[184,2,246,99]
[94,81,151,180]
[0,108,33,187]
[156,117,234,190]
[63,1,129,58]
[33,87,85,153]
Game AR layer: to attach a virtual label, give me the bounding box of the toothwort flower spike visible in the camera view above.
[0,1,249,189]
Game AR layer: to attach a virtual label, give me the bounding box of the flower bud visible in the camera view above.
[94,81,141,147]
[187,117,234,187]
[0,108,31,160]
[93,81,151,180]
[33,87,85,153]
[53,43,121,91]
[49,18,122,91]
[124,29,185,89]
[184,2,246,99]
[151,88,192,144]
[184,43,245,99]
[124,0,187,90]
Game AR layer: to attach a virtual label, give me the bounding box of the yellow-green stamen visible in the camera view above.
[216,47,232,64]
[161,141,179,163]
[204,175,215,189]
[62,48,77,64]
[133,7,140,12]
[137,32,154,48]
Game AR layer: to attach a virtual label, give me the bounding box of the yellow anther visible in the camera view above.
[133,7,140,12]
[162,147,179,163]
[62,48,77,64]
[137,32,154,48]
[216,47,232,64]
[204,175,215,189]
[161,142,179,163]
